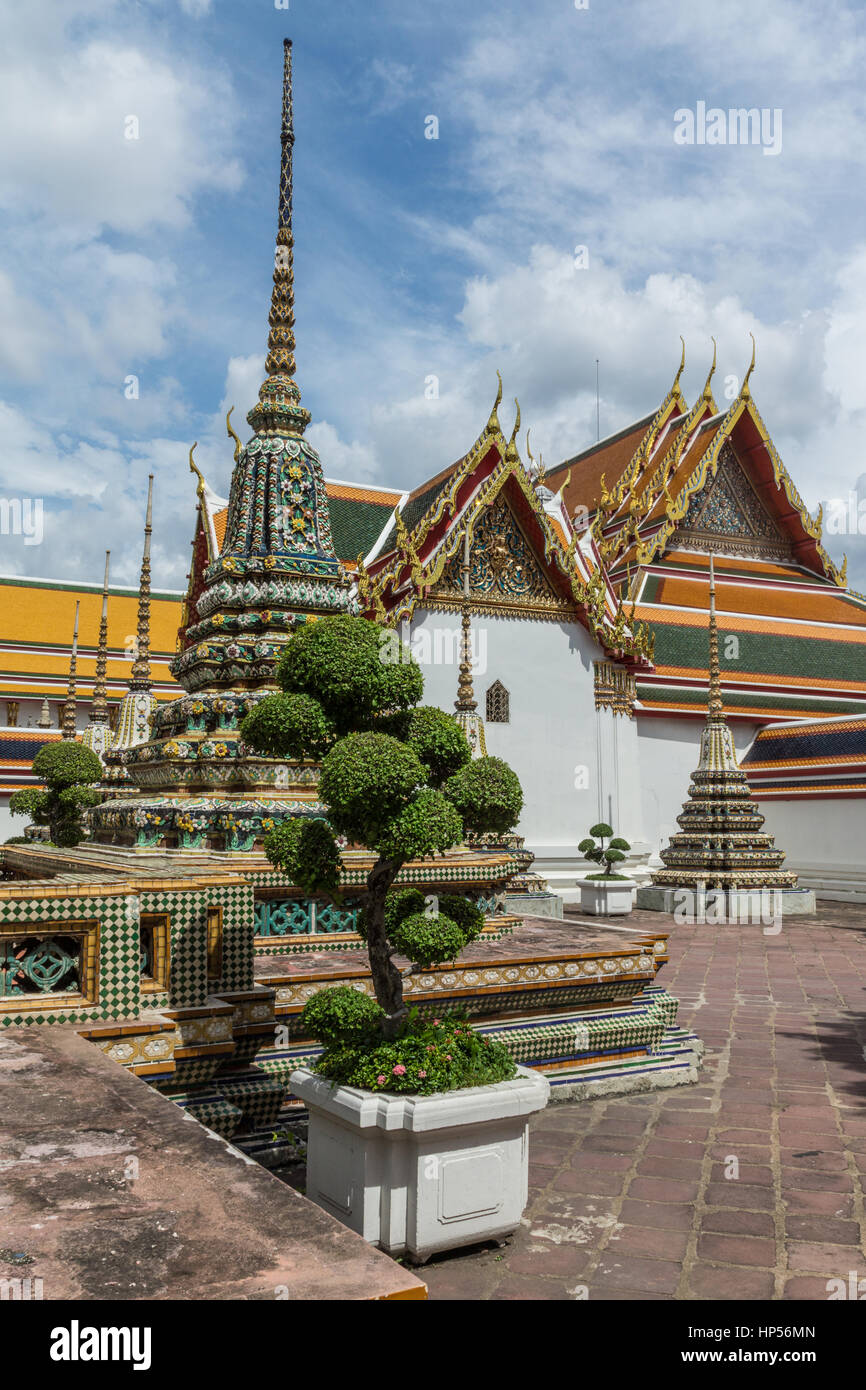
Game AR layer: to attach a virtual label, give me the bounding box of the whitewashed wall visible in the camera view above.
[757,796,866,881]
[409,608,606,855]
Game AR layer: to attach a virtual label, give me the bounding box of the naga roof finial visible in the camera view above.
[487,370,503,433]
[673,335,686,390]
[247,39,311,438]
[226,407,242,462]
[89,551,111,726]
[701,337,717,402]
[505,398,521,461]
[741,332,756,398]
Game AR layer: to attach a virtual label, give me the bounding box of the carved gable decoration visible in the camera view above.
[430,496,572,618]
[673,442,793,561]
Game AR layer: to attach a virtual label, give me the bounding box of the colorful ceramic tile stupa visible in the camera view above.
[646,556,800,900]
[91,40,352,852]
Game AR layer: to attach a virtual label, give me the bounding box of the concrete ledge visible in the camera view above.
[635,885,817,917]
[504,891,564,919]
[0,1026,426,1301]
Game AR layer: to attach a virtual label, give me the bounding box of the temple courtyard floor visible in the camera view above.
[414,902,866,1301]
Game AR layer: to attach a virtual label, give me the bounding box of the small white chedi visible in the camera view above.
[290,1065,550,1263]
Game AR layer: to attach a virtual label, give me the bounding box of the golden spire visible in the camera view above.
[130,475,154,692]
[62,601,81,740]
[487,371,503,433]
[226,407,242,462]
[741,332,756,398]
[89,551,111,725]
[707,554,724,720]
[248,39,311,438]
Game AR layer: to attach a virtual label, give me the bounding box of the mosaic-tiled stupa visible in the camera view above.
[91,39,351,852]
[650,556,798,894]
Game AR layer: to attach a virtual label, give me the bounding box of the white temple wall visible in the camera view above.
[755,796,866,896]
[408,608,603,856]
[635,714,761,858]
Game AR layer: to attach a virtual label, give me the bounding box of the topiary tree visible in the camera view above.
[241,614,523,1037]
[9,743,104,848]
[578,822,632,879]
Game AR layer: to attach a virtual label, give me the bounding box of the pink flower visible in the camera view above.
[426,1045,436,1052]
[377,1074,386,1085]
[392,1064,407,1075]
[483,1038,490,1045]
[433,1019,441,1026]
[417,1070,427,1079]
[444,1054,452,1062]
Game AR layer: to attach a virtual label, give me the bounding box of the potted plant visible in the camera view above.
[576,822,636,915]
[241,614,549,1262]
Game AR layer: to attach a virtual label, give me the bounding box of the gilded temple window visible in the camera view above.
[486,680,510,724]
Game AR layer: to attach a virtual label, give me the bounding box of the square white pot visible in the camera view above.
[576,877,637,916]
[289,1064,550,1263]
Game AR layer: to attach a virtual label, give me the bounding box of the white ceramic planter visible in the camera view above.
[289,1064,550,1262]
[576,877,637,916]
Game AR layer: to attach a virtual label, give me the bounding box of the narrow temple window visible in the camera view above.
[486,680,510,724]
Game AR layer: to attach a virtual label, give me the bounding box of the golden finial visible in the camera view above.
[487,371,503,433]
[556,466,572,499]
[355,551,371,605]
[188,442,205,499]
[701,337,717,402]
[840,554,848,586]
[226,407,242,462]
[741,332,756,398]
[598,472,613,510]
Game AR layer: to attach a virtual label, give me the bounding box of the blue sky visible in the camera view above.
[1,0,866,591]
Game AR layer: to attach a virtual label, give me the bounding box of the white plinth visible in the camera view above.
[575,877,637,916]
[290,1065,550,1262]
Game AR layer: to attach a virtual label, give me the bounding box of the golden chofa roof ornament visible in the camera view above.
[504,399,521,462]
[740,332,756,399]
[247,39,312,438]
[486,371,503,433]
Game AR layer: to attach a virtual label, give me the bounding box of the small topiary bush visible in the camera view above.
[443,756,523,838]
[578,822,632,880]
[10,742,103,847]
[300,985,385,1047]
[389,911,467,971]
[313,1008,516,1097]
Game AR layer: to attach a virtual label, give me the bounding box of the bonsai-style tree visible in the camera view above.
[578,822,631,879]
[9,742,103,847]
[241,615,523,1041]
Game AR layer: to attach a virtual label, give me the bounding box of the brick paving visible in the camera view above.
[421,904,866,1301]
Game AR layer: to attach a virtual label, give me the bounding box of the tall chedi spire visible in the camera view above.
[81,552,116,763]
[91,41,351,851]
[101,476,157,784]
[650,555,797,898]
[453,528,486,757]
[61,602,80,739]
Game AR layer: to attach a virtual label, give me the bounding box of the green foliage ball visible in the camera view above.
[437,894,485,944]
[589,822,614,838]
[276,615,423,732]
[377,787,463,861]
[320,732,424,844]
[241,692,334,760]
[443,756,523,837]
[300,985,384,1047]
[389,911,468,970]
[609,836,631,851]
[263,817,342,896]
[314,1011,517,1096]
[32,742,103,790]
[392,706,471,787]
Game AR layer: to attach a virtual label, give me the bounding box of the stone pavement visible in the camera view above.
[421,904,866,1301]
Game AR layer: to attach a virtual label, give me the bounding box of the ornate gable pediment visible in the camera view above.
[672,441,793,561]
[429,495,574,619]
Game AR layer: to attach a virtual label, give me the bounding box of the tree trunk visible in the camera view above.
[365,855,406,1039]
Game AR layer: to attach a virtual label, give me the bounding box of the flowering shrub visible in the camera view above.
[309,1007,516,1097]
